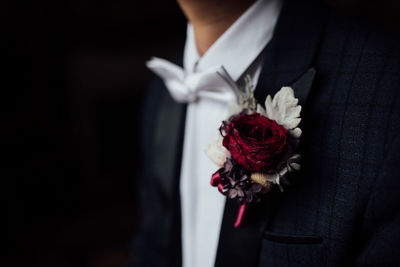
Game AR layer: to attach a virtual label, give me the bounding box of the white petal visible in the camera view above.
[264,86,302,130]
[205,136,230,167]
[256,104,266,116]
[290,163,301,171]
[289,128,302,138]
[279,167,288,177]
[265,172,280,184]
[289,154,301,161]
[264,95,274,118]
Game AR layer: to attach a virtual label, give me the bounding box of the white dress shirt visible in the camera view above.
[179,0,282,266]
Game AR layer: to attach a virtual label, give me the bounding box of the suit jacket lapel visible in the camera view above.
[254,0,327,103]
[152,54,187,203]
[153,93,186,201]
[215,1,327,266]
[152,77,186,267]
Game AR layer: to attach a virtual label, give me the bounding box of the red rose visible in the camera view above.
[221,113,287,172]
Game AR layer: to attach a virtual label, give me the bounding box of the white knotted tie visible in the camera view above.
[146,57,237,103]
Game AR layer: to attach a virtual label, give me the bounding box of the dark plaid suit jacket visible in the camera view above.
[130,0,400,266]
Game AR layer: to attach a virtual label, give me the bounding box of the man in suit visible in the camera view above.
[130,0,400,266]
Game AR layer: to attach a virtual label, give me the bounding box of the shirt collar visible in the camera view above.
[183,0,283,81]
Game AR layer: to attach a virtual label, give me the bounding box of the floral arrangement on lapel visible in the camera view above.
[206,71,302,227]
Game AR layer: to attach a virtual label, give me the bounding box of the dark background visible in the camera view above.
[2,0,399,266]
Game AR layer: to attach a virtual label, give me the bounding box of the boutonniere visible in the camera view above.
[206,73,302,227]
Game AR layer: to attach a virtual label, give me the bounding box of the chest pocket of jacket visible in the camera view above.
[258,231,326,267]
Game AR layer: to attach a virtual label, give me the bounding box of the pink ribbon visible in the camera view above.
[211,170,247,228]
[234,203,247,228]
[211,170,226,195]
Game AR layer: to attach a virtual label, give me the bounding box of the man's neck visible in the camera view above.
[177,0,256,56]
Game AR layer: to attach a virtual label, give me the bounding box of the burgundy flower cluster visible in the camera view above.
[211,157,262,204]
[207,86,302,227]
[211,112,288,204]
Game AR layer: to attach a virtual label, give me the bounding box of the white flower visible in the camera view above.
[258,86,301,130]
[205,136,231,167]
